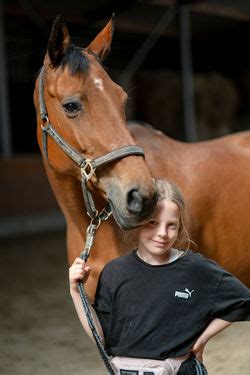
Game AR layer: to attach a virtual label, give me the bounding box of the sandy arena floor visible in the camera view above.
[1,231,249,374]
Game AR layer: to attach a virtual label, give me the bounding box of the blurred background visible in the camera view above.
[1,1,250,374]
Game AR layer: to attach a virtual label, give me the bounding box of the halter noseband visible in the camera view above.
[38,66,145,220]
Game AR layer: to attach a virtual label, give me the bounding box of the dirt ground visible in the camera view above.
[1,231,249,375]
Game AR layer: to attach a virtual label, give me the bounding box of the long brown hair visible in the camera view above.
[155,179,192,249]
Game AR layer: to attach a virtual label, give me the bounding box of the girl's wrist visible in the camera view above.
[70,284,80,295]
[196,334,209,346]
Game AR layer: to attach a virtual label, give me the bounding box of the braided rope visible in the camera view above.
[77,215,115,375]
[194,358,208,375]
[77,278,115,374]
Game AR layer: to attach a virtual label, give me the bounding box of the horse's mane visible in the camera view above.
[58,44,89,75]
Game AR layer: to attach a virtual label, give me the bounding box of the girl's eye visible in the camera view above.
[169,223,178,229]
[63,102,82,117]
[149,220,158,226]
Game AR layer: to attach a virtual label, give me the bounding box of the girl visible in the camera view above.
[69,180,250,374]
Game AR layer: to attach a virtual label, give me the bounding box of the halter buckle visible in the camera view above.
[81,160,96,182]
[100,205,113,221]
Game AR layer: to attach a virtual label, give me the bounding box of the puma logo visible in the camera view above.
[175,288,194,299]
[185,288,194,297]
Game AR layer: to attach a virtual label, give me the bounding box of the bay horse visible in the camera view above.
[34,16,250,301]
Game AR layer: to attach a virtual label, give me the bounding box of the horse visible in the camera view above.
[34,16,250,301]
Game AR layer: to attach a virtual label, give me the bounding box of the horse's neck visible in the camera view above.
[44,162,87,226]
[45,163,85,220]
[44,162,89,257]
[130,125,188,181]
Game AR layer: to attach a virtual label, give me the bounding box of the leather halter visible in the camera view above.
[38,66,145,220]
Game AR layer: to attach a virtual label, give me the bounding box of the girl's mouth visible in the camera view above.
[152,239,167,246]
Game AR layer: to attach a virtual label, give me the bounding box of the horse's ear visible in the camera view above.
[87,14,115,60]
[46,15,70,67]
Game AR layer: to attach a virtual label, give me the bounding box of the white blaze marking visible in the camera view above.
[94,78,104,90]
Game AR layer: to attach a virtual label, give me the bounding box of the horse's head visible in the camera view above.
[34,16,157,229]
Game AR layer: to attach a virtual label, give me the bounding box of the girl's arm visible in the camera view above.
[191,318,232,362]
[69,258,105,344]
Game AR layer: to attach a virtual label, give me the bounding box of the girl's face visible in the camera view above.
[137,199,180,263]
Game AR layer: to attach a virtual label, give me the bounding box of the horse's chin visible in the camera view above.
[109,201,149,230]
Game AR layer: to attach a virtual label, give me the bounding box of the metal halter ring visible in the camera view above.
[90,216,102,231]
[81,160,96,181]
[41,115,49,127]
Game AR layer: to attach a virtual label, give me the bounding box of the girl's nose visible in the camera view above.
[157,225,168,238]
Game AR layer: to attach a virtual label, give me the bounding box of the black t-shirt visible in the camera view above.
[93,250,250,360]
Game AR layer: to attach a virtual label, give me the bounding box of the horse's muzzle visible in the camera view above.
[108,185,158,230]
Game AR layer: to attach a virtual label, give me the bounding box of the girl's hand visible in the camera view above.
[190,338,206,363]
[191,318,231,363]
[69,257,91,293]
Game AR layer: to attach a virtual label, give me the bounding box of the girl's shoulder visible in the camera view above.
[100,251,135,278]
[97,251,138,291]
[186,249,218,264]
[184,250,224,275]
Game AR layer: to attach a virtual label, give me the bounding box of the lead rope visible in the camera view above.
[77,211,115,375]
[194,358,208,375]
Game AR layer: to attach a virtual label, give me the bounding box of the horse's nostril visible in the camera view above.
[127,188,143,214]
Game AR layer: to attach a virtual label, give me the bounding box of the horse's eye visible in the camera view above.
[63,102,82,117]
